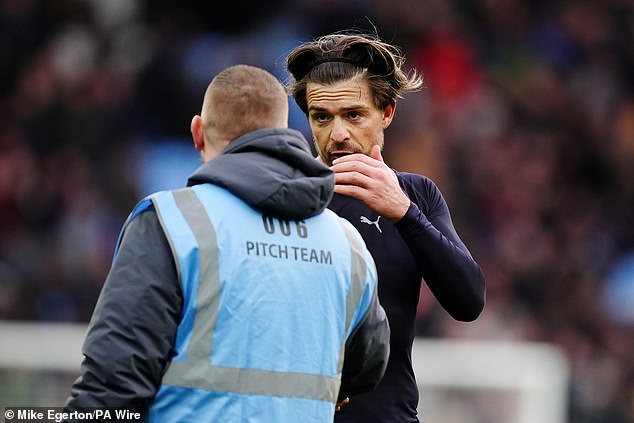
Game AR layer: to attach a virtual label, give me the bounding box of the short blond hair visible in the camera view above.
[202,65,288,141]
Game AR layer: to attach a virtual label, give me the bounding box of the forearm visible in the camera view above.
[395,202,485,321]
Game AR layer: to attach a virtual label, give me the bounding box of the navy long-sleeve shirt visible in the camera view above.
[331,171,486,423]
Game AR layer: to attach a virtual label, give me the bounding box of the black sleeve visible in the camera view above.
[395,175,486,321]
[65,207,182,412]
[338,291,390,401]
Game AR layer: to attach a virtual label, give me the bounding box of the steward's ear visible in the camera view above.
[191,115,204,151]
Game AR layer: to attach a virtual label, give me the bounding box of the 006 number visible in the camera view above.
[261,215,308,238]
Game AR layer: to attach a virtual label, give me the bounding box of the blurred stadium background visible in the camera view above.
[0,1,632,422]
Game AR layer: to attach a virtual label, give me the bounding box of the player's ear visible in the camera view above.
[382,101,396,129]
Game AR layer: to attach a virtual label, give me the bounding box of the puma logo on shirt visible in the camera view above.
[360,215,382,234]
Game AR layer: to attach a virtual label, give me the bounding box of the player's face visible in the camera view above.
[306,77,394,166]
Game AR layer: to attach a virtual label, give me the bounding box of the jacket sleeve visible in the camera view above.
[395,175,486,322]
[338,289,390,401]
[338,236,390,401]
[65,206,182,412]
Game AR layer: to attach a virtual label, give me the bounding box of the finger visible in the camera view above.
[370,145,384,162]
[331,157,386,179]
[334,169,374,187]
[331,160,373,176]
[335,397,350,412]
[333,183,367,200]
[332,152,381,167]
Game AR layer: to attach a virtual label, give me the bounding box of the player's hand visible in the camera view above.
[335,396,350,412]
[331,145,410,222]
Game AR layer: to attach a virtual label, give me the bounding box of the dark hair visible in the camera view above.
[286,32,423,114]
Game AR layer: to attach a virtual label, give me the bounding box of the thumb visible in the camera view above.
[370,145,384,162]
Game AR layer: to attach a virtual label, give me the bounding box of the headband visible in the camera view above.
[308,57,365,69]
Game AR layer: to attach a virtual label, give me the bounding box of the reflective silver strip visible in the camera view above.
[160,188,345,403]
[171,188,220,362]
[165,361,341,402]
[336,219,368,372]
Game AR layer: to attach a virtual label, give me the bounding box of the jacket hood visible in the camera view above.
[187,128,334,219]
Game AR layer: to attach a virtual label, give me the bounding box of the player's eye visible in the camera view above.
[312,113,330,123]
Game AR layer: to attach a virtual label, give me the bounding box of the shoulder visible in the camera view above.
[396,171,439,192]
[114,195,163,257]
[395,171,447,215]
[322,209,369,249]
[129,197,156,220]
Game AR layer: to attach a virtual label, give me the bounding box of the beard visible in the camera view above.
[315,139,365,166]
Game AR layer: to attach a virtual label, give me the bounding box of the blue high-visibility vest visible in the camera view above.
[120,184,377,423]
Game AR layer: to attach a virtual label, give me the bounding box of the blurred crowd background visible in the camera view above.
[0,0,632,422]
